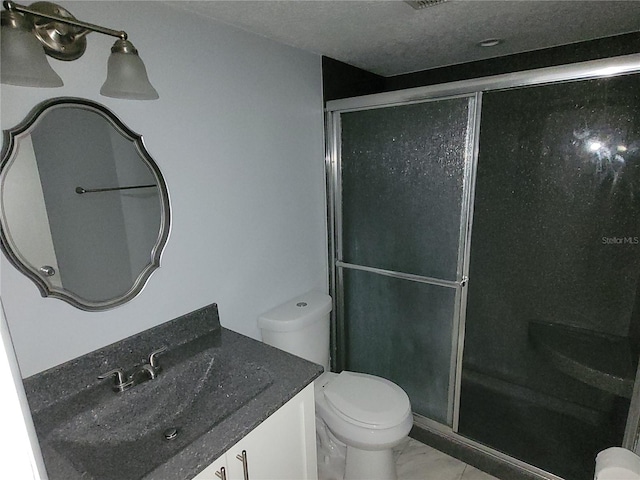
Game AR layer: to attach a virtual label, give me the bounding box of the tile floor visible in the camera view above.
[394,438,499,480]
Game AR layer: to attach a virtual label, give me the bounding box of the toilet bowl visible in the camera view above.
[315,371,412,480]
[258,291,413,480]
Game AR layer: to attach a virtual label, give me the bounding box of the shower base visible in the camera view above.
[457,376,628,480]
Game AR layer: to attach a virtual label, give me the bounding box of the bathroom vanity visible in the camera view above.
[2,98,322,479]
[195,384,315,480]
[21,303,322,480]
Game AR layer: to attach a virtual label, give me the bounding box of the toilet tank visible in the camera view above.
[258,290,332,371]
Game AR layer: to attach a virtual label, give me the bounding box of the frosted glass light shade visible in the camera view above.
[0,25,63,87]
[100,49,159,100]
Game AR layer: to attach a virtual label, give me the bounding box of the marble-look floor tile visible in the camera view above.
[461,465,500,480]
[393,436,413,461]
[396,438,467,480]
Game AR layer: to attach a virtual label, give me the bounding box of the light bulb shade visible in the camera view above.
[100,45,159,100]
[1,24,63,87]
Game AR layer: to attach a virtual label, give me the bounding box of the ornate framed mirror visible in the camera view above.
[1,97,170,310]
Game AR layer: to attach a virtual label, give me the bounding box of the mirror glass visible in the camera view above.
[1,97,170,310]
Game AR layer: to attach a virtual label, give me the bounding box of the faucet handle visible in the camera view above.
[148,346,167,368]
[98,368,127,385]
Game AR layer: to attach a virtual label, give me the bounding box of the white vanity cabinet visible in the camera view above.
[195,383,317,480]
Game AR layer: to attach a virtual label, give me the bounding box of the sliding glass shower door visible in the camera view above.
[327,55,640,480]
[459,74,640,480]
[331,96,477,424]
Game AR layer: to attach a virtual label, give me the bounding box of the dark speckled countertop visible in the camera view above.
[22,303,323,480]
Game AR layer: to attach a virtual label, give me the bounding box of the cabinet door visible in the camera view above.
[193,454,228,480]
[227,384,317,480]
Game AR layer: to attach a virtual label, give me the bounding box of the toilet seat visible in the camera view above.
[323,371,411,429]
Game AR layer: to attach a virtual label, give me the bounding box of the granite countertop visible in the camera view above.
[22,303,323,480]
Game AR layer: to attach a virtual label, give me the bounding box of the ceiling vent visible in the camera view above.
[405,0,448,9]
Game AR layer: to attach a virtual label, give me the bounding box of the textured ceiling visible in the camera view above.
[165,1,640,76]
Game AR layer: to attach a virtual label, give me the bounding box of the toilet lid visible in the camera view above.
[323,371,410,428]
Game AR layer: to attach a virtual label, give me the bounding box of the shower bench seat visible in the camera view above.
[529,321,637,398]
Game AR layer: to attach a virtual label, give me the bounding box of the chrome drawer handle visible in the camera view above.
[236,450,249,480]
[215,466,227,480]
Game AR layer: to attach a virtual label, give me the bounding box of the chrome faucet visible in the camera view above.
[139,345,166,378]
[99,346,167,392]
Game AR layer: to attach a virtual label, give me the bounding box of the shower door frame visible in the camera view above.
[327,91,480,426]
[325,53,640,479]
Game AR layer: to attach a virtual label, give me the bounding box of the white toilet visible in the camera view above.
[595,447,640,479]
[258,291,413,480]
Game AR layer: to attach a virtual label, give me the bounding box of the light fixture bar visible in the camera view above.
[3,0,127,40]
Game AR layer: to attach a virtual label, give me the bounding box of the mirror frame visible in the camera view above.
[0,97,171,311]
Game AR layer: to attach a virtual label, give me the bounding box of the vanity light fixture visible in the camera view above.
[0,1,159,100]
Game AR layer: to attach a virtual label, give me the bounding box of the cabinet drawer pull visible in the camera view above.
[215,466,227,480]
[236,450,249,480]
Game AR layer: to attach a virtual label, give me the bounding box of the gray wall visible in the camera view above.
[1,1,327,377]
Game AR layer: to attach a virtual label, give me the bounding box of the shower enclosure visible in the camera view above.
[325,55,640,480]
